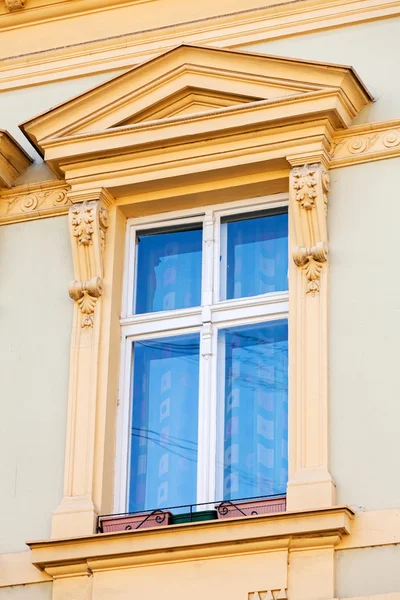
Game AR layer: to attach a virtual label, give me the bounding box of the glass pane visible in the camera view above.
[129,334,200,512]
[222,211,288,300]
[219,320,288,500]
[135,227,202,314]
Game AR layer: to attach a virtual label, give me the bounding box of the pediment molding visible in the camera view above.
[0,130,31,189]
[21,44,371,194]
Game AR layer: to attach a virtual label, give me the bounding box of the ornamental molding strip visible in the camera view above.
[1,0,399,91]
[0,182,69,224]
[331,119,400,168]
[2,120,400,228]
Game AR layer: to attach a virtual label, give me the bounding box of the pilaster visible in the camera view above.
[51,188,121,538]
[286,159,336,511]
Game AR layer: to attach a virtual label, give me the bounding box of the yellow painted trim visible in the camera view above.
[0,0,399,91]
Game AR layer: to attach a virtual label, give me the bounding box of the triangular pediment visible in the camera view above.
[119,87,261,125]
[22,43,372,156]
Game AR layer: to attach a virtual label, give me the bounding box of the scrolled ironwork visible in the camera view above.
[216,500,247,517]
[134,509,169,529]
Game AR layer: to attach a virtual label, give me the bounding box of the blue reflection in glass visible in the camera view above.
[224,212,288,300]
[129,334,199,513]
[220,320,288,500]
[135,227,202,314]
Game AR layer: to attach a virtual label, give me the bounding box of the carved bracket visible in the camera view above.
[69,277,103,328]
[68,196,110,328]
[289,163,329,294]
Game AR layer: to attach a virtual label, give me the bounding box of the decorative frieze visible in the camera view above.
[0,183,70,224]
[331,120,400,168]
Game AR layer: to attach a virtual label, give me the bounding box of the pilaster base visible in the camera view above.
[51,495,98,538]
[286,469,336,511]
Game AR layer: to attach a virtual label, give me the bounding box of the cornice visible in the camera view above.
[28,506,353,575]
[0,181,70,224]
[1,119,399,227]
[0,0,399,91]
[38,91,361,162]
[330,119,400,168]
[0,130,31,188]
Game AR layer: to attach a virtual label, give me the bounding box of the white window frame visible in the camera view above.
[114,193,289,514]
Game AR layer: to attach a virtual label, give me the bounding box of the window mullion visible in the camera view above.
[196,209,216,506]
[197,323,214,506]
[202,210,215,307]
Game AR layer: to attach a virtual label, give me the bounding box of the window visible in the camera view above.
[116,195,289,514]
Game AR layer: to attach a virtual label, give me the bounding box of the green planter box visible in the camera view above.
[171,510,218,525]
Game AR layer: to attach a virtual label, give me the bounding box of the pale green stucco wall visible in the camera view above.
[246,16,400,126]
[328,158,400,510]
[0,216,72,553]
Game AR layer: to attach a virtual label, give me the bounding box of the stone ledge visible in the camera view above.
[28,506,353,575]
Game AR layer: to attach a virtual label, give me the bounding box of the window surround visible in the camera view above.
[19,43,371,539]
[115,194,289,515]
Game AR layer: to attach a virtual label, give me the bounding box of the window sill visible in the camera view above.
[28,506,353,576]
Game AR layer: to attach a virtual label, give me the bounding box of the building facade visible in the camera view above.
[1,1,400,599]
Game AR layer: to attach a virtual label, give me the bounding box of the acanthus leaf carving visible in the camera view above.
[71,202,96,245]
[68,277,103,328]
[290,162,329,295]
[68,195,110,328]
[293,241,328,295]
[292,164,318,210]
